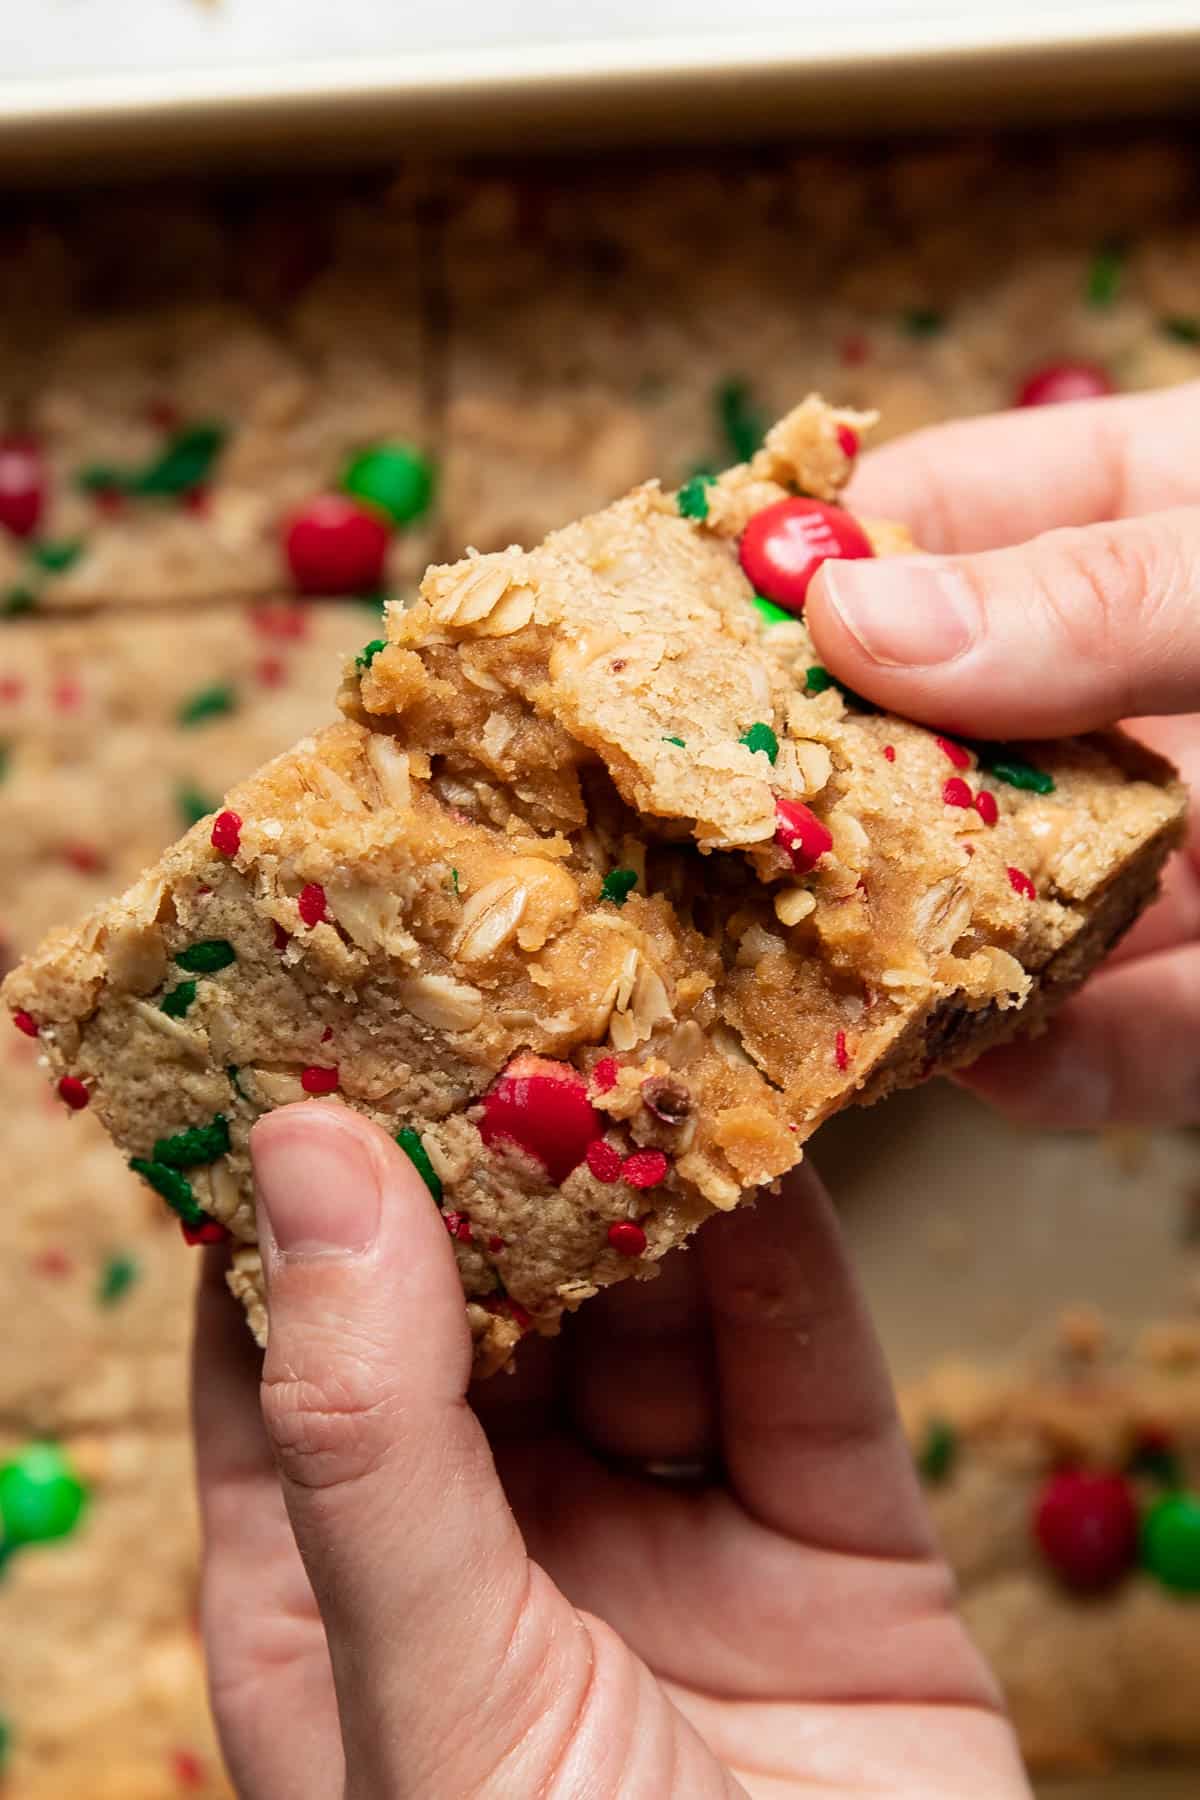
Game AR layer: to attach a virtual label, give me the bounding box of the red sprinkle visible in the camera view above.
[621,1148,669,1190]
[1032,1469,1138,1591]
[1007,866,1036,901]
[739,496,874,617]
[974,790,999,827]
[298,882,327,927]
[182,486,210,515]
[883,744,896,763]
[93,486,125,516]
[935,735,970,769]
[58,1074,89,1110]
[181,1219,230,1247]
[169,1749,207,1790]
[210,810,242,857]
[443,1210,474,1242]
[147,398,180,432]
[300,1065,339,1095]
[255,654,286,687]
[487,1235,505,1253]
[251,600,310,640]
[283,494,390,596]
[273,921,290,951]
[839,333,870,367]
[607,1219,648,1257]
[942,777,972,809]
[774,797,833,874]
[61,843,105,875]
[0,676,25,703]
[835,424,859,460]
[480,1053,600,1186]
[13,1009,38,1038]
[0,435,45,539]
[591,1056,619,1094]
[1017,361,1114,408]
[51,677,82,712]
[33,1247,72,1278]
[320,1025,333,1043]
[586,1139,624,1183]
[834,1029,850,1072]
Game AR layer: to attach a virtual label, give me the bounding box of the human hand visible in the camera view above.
[193,1103,1026,1798]
[806,380,1200,1130]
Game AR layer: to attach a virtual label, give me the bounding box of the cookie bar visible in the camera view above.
[5,402,1184,1375]
[904,1315,1200,1772]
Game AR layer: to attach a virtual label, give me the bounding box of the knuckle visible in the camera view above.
[260,1355,398,1494]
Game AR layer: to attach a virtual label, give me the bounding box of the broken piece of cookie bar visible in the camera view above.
[5,400,1185,1374]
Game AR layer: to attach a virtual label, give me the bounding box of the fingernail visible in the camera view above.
[253,1111,381,1258]
[818,558,980,667]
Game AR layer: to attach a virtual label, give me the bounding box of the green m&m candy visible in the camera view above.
[1141,1490,1200,1593]
[0,1443,87,1547]
[341,445,435,526]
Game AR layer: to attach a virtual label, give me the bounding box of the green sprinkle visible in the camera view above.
[600,867,638,907]
[128,1158,205,1227]
[357,591,389,614]
[29,539,82,573]
[662,735,686,748]
[0,743,8,783]
[177,683,236,727]
[805,665,833,694]
[175,783,215,828]
[1128,1437,1184,1488]
[160,980,197,1019]
[77,464,127,495]
[175,939,235,974]
[1162,316,1200,345]
[902,307,945,338]
[739,721,779,763]
[227,1065,247,1100]
[152,1114,230,1169]
[356,638,387,671]
[677,474,714,521]
[1086,242,1124,309]
[97,1252,139,1308]
[133,422,227,497]
[396,1126,443,1202]
[0,1714,9,1769]
[341,443,436,525]
[3,586,37,617]
[916,1417,957,1484]
[752,594,792,627]
[715,378,765,464]
[446,867,460,897]
[975,746,1055,795]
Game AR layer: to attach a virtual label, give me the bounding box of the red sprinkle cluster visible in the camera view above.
[834,1029,850,1072]
[585,1139,624,1183]
[622,1149,669,1190]
[443,1211,473,1243]
[181,1219,230,1247]
[298,882,328,927]
[251,600,310,641]
[300,1065,339,1096]
[210,810,242,857]
[0,435,45,539]
[591,1056,619,1093]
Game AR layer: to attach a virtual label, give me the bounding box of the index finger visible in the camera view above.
[849,380,1200,552]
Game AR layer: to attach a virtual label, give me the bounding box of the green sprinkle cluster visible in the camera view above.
[396,1126,443,1202]
[97,1252,139,1308]
[975,746,1055,795]
[128,1158,205,1226]
[160,980,197,1019]
[178,683,236,728]
[676,474,714,521]
[153,1115,230,1168]
[752,594,791,627]
[78,422,227,500]
[600,867,638,907]
[916,1417,957,1484]
[356,638,387,670]
[1162,316,1200,345]
[175,939,235,974]
[715,378,764,464]
[739,721,779,763]
[1086,243,1124,309]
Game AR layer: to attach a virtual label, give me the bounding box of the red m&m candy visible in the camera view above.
[1033,1469,1139,1591]
[480,1053,599,1186]
[0,437,46,540]
[283,495,390,595]
[739,497,873,616]
[1016,362,1114,408]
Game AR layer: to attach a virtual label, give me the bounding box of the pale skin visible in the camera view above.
[195,381,1200,1797]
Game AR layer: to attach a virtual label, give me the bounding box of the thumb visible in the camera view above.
[251,1103,583,1795]
[806,507,1200,737]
